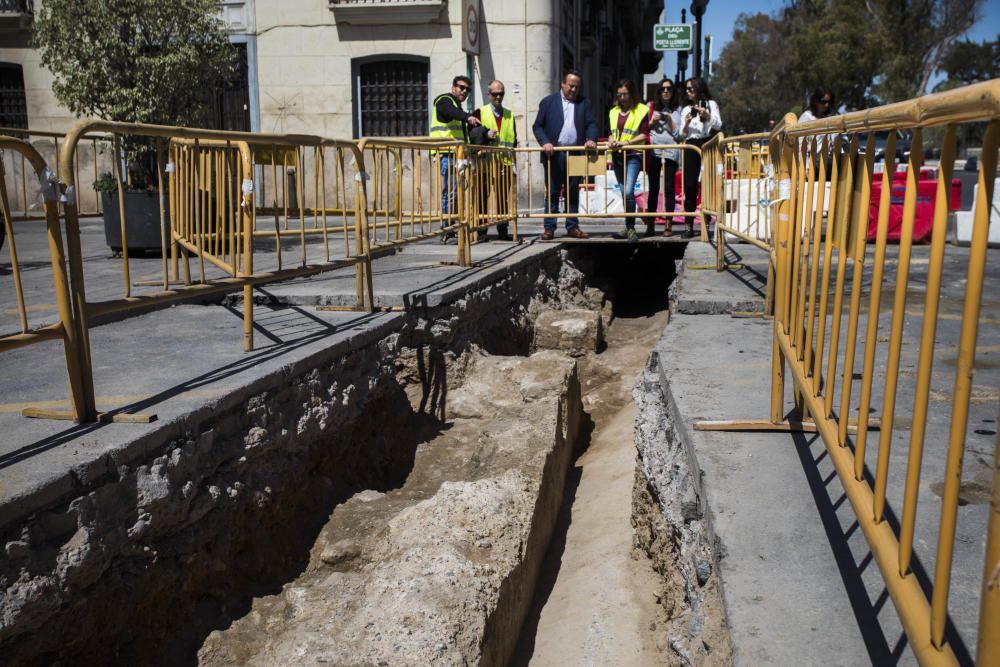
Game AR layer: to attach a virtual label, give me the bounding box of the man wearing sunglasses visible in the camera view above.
[432,75,483,242]
[471,80,517,241]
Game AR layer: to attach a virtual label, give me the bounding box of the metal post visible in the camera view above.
[677,9,688,83]
[690,0,709,79]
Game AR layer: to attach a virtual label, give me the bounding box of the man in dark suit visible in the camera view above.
[532,69,598,239]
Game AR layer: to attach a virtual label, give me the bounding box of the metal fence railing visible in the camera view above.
[38,120,374,423]
[700,131,775,310]
[762,80,999,665]
[0,125,110,219]
[0,135,88,421]
[514,143,710,240]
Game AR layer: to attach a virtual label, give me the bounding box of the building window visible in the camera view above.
[352,56,428,138]
[0,63,28,129]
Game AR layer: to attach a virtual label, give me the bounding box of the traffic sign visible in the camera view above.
[463,0,480,55]
[654,24,691,51]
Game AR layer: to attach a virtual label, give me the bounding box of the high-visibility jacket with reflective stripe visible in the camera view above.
[478,105,516,148]
[608,103,650,143]
[431,94,466,142]
[478,104,516,165]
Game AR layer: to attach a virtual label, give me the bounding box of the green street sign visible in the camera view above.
[654,24,692,51]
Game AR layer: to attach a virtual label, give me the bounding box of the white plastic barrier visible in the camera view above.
[577,171,647,215]
[952,176,1000,246]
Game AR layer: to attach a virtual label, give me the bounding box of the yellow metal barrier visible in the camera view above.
[515,143,709,240]
[51,120,373,422]
[765,80,1000,665]
[702,132,775,310]
[354,136,517,267]
[466,142,519,243]
[0,135,88,421]
[0,125,109,219]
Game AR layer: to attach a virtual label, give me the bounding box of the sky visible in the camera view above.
[659,0,1000,77]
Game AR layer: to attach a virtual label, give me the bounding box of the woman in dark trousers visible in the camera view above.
[679,76,722,238]
[645,78,682,237]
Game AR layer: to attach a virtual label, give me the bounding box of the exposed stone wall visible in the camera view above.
[0,246,603,664]
[632,357,734,665]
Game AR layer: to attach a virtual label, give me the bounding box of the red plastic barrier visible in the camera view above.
[867,172,961,242]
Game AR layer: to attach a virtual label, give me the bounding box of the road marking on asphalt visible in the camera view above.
[2,303,56,315]
[0,388,225,414]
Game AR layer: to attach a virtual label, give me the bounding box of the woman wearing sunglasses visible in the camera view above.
[679,76,722,238]
[799,86,837,179]
[799,86,835,123]
[646,78,682,237]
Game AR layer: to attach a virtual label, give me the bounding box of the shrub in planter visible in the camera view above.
[94,172,169,255]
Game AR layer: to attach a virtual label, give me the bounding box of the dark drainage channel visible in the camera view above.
[0,241,685,666]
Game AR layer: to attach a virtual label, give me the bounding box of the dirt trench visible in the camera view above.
[192,246,712,666]
[2,244,719,666]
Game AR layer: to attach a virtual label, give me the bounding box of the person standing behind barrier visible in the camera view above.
[646,78,682,238]
[607,78,650,243]
[532,69,598,240]
[432,75,482,243]
[471,80,517,241]
[679,76,722,239]
[799,86,835,123]
[799,86,837,179]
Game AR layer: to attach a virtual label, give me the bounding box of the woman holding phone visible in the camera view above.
[646,78,682,237]
[679,76,722,238]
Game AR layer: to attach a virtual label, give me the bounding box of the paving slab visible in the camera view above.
[670,241,768,314]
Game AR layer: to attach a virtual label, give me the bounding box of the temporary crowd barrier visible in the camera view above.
[0,125,109,219]
[0,135,88,421]
[514,143,710,240]
[756,80,998,665]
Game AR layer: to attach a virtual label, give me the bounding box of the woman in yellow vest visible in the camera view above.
[607,78,650,243]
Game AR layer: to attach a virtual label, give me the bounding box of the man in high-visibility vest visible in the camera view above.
[432,75,482,242]
[471,79,517,241]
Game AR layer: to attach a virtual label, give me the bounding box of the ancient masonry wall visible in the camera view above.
[631,260,736,665]
[0,248,602,664]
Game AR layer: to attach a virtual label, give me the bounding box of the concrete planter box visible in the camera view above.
[100,190,169,254]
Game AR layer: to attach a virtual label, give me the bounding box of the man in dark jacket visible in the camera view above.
[532,69,598,239]
[432,75,482,241]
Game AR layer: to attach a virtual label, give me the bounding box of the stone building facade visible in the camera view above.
[0,0,660,142]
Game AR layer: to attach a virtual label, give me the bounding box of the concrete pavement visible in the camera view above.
[651,241,994,664]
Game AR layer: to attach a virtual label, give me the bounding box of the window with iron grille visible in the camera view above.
[0,63,28,129]
[352,56,428,138]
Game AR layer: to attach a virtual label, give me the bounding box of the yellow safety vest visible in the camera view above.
[431,94,466,142]
[478,104,516,164]
[608,103,650,143]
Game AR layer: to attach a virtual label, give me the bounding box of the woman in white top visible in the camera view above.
[799,86,836,178]
[679,77,722,238]
[799,86,835,123]
[646,78,683,237]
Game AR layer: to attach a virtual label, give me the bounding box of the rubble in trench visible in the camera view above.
[198,347,582,666]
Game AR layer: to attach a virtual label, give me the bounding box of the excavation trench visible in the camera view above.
[2,243,728,666]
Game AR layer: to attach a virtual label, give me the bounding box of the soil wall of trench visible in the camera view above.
[2,243,733,666]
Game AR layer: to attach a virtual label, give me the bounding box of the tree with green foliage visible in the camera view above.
[936,34,1000,88]
[783,0,881,111]
[712,13,796,134]
[713,0,986,134]
[33,0,235,126]
[865,0,982,101]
